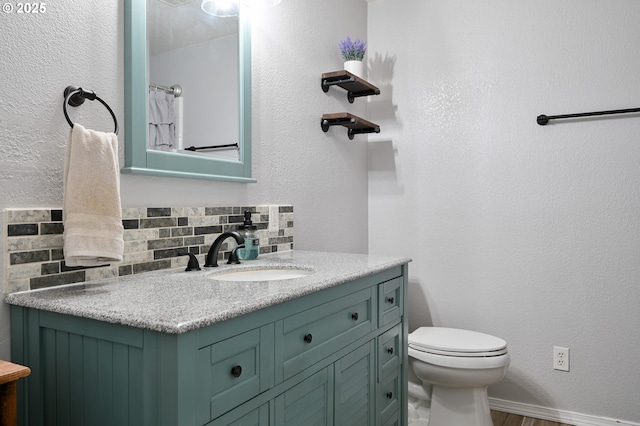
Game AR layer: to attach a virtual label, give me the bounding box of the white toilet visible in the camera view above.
[408,327,510,426]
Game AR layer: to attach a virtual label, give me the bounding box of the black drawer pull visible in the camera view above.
[304,333,313,344]
[386,296,395,304]
[351,312,359,321]
[231,365,242,378]
[386,392,393,399]
[387,347,394,355]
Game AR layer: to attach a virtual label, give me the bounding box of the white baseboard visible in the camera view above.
[489,398,640,426]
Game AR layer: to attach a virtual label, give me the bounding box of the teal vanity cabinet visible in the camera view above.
[10,262,408,425]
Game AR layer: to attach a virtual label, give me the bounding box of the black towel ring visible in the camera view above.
[63,86,119,134]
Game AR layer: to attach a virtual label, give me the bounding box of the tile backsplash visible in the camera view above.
[3,205,293,294]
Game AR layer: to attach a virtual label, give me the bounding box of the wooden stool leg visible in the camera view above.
[0,381,18,426]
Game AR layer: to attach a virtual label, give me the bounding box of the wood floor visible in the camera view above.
[491,410,573,426]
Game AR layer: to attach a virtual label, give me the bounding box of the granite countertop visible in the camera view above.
[6,250,410,334]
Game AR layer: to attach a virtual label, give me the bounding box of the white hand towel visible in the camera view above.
[63,123,124,267]
[148,89,175,150]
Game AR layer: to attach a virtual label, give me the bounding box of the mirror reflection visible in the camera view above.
[123,0,252,182]
[147,0,240,161]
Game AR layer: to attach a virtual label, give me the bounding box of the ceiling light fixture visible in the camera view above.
[158,0,195,6]
[201,0,239,17]
[250,0,281,7]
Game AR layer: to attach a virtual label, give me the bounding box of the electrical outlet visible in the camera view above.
[268,205,279,233]
[553,346,570,372]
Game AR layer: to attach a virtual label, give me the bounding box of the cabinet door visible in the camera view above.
[335,341,375,426]
[20,310,145,426]
[207,403,269,426]
[274,367,334,426]
[381,410,400,426]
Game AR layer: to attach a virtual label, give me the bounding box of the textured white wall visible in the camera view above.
[368,0,640,422]
[0,0,369,359]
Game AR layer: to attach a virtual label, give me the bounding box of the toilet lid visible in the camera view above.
[409,327,507,357]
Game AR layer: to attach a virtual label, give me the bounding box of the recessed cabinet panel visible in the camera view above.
[378,323,402,383]
[382,410,400,426]
[335,341,375,426]
[37,325,143,426]
[378,369,401,425]
[207,402,269,426]
[379,278,403,327]
[274,367,333,426]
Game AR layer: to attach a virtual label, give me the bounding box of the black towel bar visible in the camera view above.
[63,86,119,134]
[537,107,640,125]
[184,143,239,152]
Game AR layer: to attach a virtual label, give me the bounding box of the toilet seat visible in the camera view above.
[409,327,507,355]
[409,327,508,358]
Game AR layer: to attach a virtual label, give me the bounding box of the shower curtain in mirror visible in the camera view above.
[148,89,175,151]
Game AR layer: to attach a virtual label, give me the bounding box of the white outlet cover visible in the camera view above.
[553,346,570,372]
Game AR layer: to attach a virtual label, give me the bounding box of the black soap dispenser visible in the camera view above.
[238,211,259,260]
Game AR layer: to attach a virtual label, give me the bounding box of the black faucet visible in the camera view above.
[184,253,201,271]
[204,231,245,267]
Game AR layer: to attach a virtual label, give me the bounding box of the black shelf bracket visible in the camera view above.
[321,114,380,140]
[322,76,355,92]
[321,70,381,103]
[346,127,381,140]
[322,116,353,132]
[347,89,380,104]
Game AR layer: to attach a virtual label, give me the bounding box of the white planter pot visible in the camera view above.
[344,60,364,78]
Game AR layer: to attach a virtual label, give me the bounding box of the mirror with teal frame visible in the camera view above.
[123,0,254,182]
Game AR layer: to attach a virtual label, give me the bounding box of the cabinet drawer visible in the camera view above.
[379,277,403,327]
[377,368,401,425]
[378,323,402,383]
[197,325,273,424]
[278,287,375,380]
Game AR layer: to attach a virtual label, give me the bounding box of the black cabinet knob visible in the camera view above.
[231,365,242,378]
[304,333,313,344]
[386,392,393,399]
[386,296,395,304]
[387,347,394,355]
[351,312,359,321]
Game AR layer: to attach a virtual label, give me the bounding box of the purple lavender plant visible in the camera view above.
[339,37,367,61]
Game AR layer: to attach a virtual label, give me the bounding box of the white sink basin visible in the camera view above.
[209,268,315,282]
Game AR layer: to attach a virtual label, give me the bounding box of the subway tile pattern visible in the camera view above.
[3,206,294,293]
